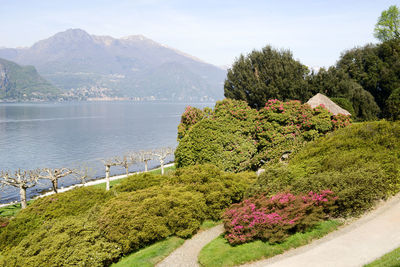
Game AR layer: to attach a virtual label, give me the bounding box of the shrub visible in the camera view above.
[0,217,122,267]
[176,98,351,172]
[170,164,257,220]
[114,165,256,220]
[249,121,400,216]
[113,172,164,193]
[223,190,337,245]
[0,186,112,251]
[386,87,400,120]
[177,106,209,140]
[98,186,207,254]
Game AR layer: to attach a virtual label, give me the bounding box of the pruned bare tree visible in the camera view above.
[138,150,154,172]
[152,147,174,175]
[0,169,40,209]
[73,164,93,184]
[39,168,74,194]
[102,158,120,191]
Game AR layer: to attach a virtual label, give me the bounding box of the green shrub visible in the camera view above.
[331,97,356,117]
[176,98,351,172]
[249,121,400,216]
[98,186,207,254]
[386,87,400,121]
[0,217,122,267]
[0,186,112,251]
[170,164,257,220]
[113,173,164,193]
[115,165,256,220]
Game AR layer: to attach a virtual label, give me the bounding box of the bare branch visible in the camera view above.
[0,169,40,209]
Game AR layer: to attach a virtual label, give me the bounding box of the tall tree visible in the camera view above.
[224,45,310,109]
[337,39,400,117]
[374,5,400,42]
[0,169,40,209]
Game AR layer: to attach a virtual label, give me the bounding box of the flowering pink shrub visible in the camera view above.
[177,106,207,140]
[223,190,337,245]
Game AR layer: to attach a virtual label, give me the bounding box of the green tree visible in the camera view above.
[337,39,400,117]
[374,5,400,42]
[386,87,400,120]
[224,46,310,109]
[307,67,380,120]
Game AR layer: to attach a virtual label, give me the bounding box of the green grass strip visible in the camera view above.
[364,247,400,267]
[198,220,341,267]
[111,236,184,267]
[112,220,219,267]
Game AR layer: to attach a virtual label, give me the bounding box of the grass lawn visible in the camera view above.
[198,220,342,267]
[0,164,176,217]
[365,247,400,267]
[112,219,220,267]
[93,164,176,190]
[112,236,184,267]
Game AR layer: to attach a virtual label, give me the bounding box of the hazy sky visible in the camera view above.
[0,0,398,68]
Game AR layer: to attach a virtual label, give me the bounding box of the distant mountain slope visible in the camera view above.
[0,29,226,101]
[0,58,60,101]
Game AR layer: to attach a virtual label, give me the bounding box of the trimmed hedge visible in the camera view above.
[248,121,400,216]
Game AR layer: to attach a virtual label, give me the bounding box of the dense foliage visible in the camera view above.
[99,186,207,253]
[374,5,400,42]
[1,218,122,267]
[176,98,351,172]
[223,190,337,245]
[248,121,400,216]
[0,187,112,251]
[224,39,400,120]
[0,165,255,266]
[224,46,310,109]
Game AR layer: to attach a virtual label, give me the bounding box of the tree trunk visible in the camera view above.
[106,165,110,191]
[125,166,129,175]
[160,159,164,175]
[145,161,148,172]
[52,179,58,194]
[20,186,27,209]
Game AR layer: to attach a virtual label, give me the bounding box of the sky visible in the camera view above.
[0,0,398,68]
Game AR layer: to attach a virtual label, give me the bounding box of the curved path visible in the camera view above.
[156,224,224,267]
[241,194,400,267]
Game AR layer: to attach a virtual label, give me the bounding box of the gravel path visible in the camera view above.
[157,224,224,267]
[241,194,400,267]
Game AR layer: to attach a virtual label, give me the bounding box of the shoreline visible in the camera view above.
[0,163,174,209]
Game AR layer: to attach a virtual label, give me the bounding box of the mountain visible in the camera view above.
[0,58,60,101]
[0,29,226,101]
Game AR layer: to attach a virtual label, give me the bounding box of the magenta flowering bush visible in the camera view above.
[176,98,352,171]
[223,190,337,245]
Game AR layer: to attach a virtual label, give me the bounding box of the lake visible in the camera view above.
[0,101,213,204]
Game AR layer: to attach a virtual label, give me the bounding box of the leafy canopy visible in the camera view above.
[374,5,400,42]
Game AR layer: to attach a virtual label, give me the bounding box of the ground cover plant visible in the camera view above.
[248,120,400,217]
[175,98,351,172]
[198,220,341,267]
[0,164,255,266]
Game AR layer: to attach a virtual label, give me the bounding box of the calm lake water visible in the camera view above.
[0,101,213,204]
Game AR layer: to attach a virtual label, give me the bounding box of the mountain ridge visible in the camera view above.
[0,29,226,101]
